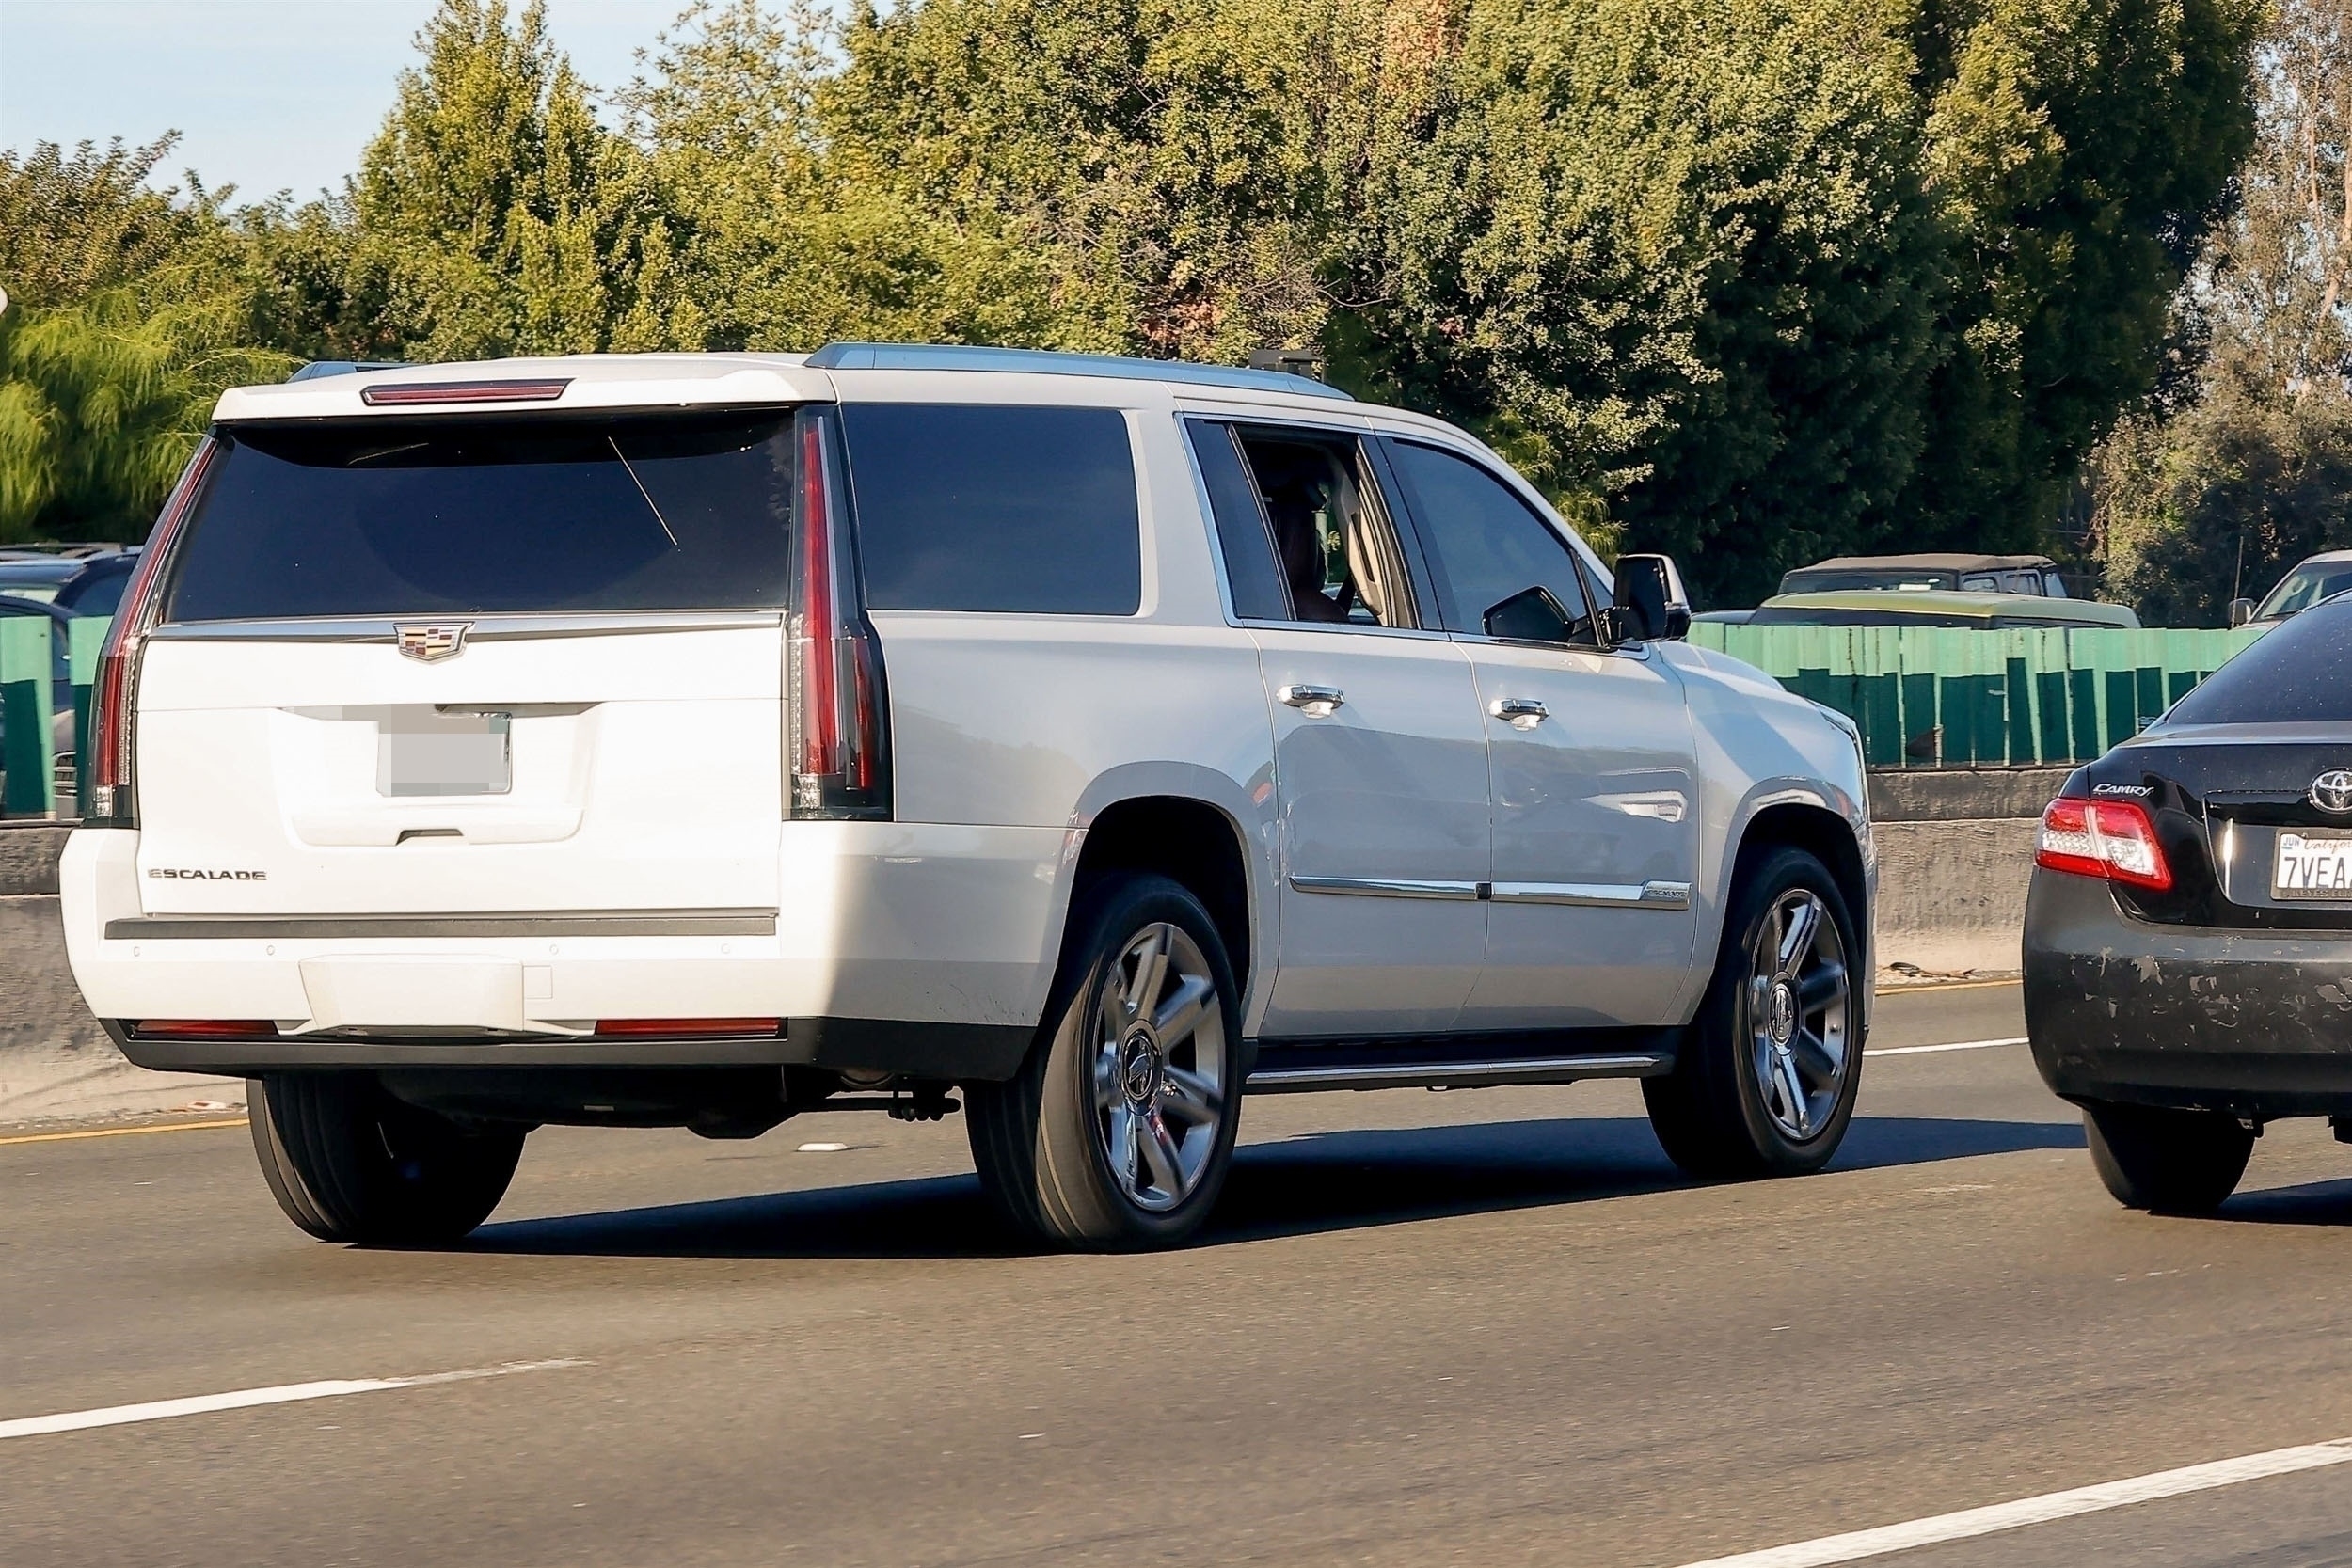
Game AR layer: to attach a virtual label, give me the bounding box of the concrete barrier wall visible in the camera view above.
[0,782,2052,1123]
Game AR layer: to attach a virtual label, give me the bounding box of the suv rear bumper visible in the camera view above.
[2024,869,2352,1117]
[63,823,1066,1083]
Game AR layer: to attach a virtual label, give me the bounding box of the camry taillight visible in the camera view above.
[87,439,218,827]
[787,408,890,819]
[2036,797,2173,892]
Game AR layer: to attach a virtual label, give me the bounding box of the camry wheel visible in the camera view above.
[2084,1100,2253,1213]
[1645,846,1862,1179]
[249,1072,526,1245]
[968,873,1243,1249]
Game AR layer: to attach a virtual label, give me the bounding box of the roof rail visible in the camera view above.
[803,342,1353,401]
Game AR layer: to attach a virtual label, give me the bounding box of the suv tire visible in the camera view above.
[1645,845,1862,1179]
[967,873,1244,1250]
[2083,1101,2253,1213]
[249,1072,527,1244]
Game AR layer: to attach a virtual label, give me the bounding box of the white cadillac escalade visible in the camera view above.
[60,343,1874,1250]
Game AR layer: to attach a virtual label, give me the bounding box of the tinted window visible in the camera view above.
[841,404,1140,614]
[1185,420,1289,621]
[2164,602,2352,725]
[1230,430,1415,628]
[165,414,794,621]
[1383,439,1596,641]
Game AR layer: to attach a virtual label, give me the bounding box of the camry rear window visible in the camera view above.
[2163,600,2352,726]
[163,414,794,621]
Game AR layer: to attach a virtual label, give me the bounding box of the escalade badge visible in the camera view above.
[2312,770,2352,814]
[396,624,469,662]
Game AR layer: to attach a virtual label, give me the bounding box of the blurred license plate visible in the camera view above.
[2272,832,2352,898]
[377,711,511,798]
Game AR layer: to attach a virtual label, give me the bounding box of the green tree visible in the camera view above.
[1901,0,2266,557]
[350,0,684,356]
[0,289,292,543]
[2089,0,2352,624]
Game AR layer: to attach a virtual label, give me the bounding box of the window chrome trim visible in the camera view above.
[147,611,784,642]
[1288,875,1482,901]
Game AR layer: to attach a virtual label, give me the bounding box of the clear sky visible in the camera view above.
[1,1,683,202]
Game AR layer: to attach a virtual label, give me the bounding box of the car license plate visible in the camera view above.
[2272,832,2352,898]
[376,711,511,797]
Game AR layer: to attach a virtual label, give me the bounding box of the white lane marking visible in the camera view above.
[1866,1036,2027,1057]
[0,1357,584,1441]
[1666,1436,2352,1568]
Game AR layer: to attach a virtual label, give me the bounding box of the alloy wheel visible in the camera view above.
[1744,888,1851,1143]
[1089,922,1228,1212]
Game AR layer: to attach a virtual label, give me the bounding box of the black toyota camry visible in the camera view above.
[2026,595,2352,1213]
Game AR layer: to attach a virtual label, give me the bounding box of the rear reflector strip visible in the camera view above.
[130,1021,278,1039]
[595,1018,783,1037]
[358,378,572,406]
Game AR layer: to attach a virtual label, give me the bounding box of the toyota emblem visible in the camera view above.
[395,624,469,662]
[2312,769,2352,814]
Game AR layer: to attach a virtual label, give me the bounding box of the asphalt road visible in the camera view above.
[7,980,2352,1568]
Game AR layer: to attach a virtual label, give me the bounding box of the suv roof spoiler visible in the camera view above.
[804,341,1353,401]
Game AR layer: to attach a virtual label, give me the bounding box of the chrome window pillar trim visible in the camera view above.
[1487,879,1692,910]
[1287,875,1482,901]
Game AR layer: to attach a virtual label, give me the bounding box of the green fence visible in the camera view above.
[1691,623,2269,768]
[0,616,108,818]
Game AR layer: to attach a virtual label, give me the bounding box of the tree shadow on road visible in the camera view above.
[465,1113,2082,1260]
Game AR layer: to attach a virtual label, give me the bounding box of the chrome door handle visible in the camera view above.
[1278,684,1345,717]
[1489,697,1549,729]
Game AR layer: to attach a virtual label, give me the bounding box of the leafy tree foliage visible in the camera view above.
[2090,0,2352,624]
[0,0,2274,589]
[0,291,291,543]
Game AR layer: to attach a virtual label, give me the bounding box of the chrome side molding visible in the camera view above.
[105,911,778,941]
[1245,1052,1669,1093]
[1291,876,1692,910]
[1489,879,1692,910]
[1288,875,1482,901]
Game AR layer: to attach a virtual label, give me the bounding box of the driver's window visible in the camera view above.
[1230,430,1417,629]
[1381,438,1599,645]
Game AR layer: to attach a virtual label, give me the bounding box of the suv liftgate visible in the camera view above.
[106,405,875,1037]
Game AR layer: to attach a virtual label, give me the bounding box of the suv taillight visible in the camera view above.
[787,408,890,819]
[2036,797,2173,892]
[86,439,218,828]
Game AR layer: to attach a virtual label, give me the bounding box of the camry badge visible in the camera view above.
[2312,769,2352,814]
[395,624,469,662]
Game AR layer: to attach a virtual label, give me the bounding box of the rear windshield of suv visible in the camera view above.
[840,404,1141,615]
[2162,598,2352,726]
[164,413,794,622]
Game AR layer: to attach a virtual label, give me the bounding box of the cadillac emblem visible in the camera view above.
[395,624,469,662]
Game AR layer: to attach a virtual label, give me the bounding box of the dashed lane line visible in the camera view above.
[1866,1036,2027,1057]
[0,1359,586,1441]
[1664,1435,2352,1568]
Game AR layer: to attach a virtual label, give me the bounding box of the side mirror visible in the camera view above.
[2229,597,2256,627]
[1604,553,1692,644]
[1483,585,1576,644]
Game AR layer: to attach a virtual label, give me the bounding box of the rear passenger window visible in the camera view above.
[840,404,1141,615]
[1184,420,1290,622]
